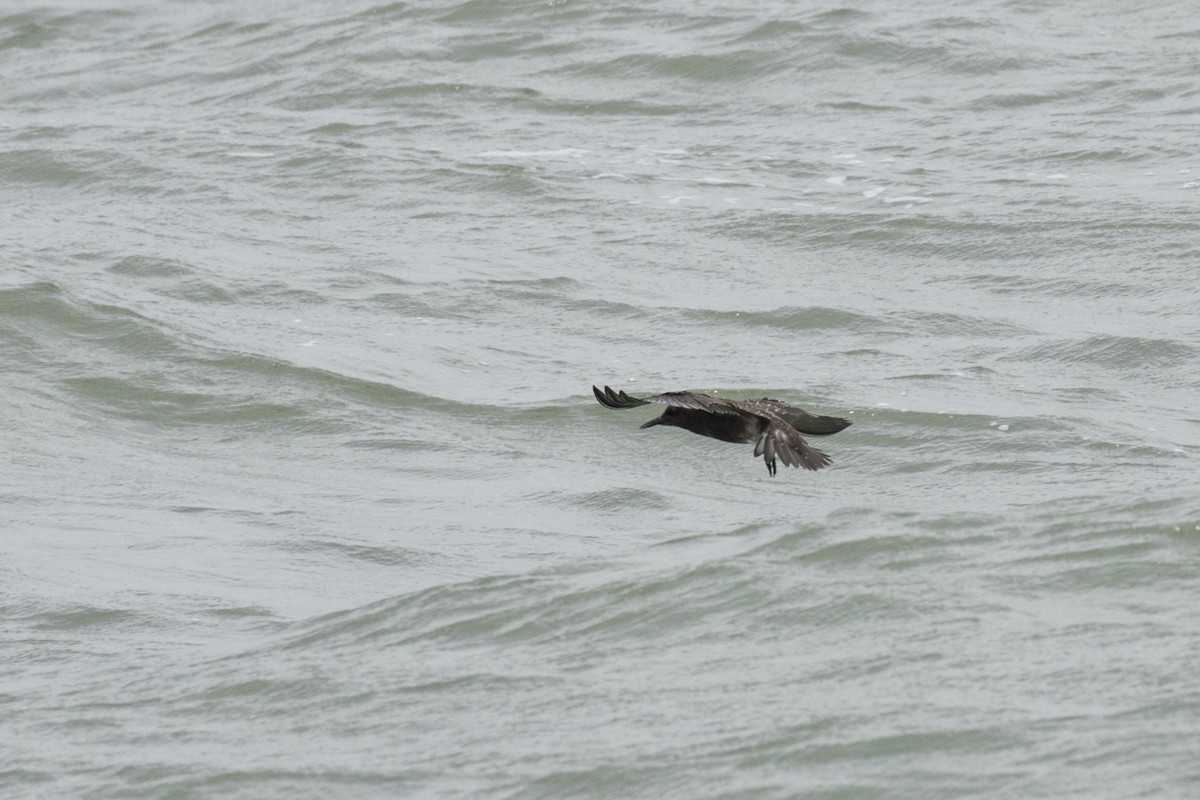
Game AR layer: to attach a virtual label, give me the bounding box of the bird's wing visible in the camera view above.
[754,420,832,474]
[751,398,852,436]
[593,385,650,408]
[640,391,746,415]
[593,386,745,415]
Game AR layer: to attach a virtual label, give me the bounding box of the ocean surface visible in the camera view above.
[3,1,1199,797]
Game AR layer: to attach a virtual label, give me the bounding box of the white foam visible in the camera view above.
[476,148,588,159]
[881,195,931,204]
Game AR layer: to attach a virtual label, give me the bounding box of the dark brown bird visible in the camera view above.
[593,385,851,476]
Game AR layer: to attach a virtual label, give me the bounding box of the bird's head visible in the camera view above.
[640,407,681,429]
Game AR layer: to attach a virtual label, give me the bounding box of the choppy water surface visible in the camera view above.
[3,1,1199,798]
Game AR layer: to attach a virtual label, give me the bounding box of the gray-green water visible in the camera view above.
[4,2,1200,798]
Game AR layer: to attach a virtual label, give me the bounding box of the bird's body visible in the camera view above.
[593,385,851,476]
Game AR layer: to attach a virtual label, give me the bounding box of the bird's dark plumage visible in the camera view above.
[593,385,851,476]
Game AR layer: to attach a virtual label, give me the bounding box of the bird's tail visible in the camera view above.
[755,425,832,475]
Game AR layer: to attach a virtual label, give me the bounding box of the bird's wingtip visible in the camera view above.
[593,385,648,409]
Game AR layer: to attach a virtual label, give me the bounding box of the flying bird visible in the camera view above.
[593,385,851,476]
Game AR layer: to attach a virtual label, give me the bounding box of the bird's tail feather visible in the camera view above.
[755,425,831,474]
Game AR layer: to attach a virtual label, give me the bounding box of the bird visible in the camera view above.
[593,385,851,476]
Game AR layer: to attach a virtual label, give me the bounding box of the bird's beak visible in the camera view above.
[639,417,663,429]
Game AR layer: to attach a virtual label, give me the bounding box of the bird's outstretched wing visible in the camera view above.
[592,385,650,409]
[754,421,832,476]
[593,385,744,415]
[751,398,853,436]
